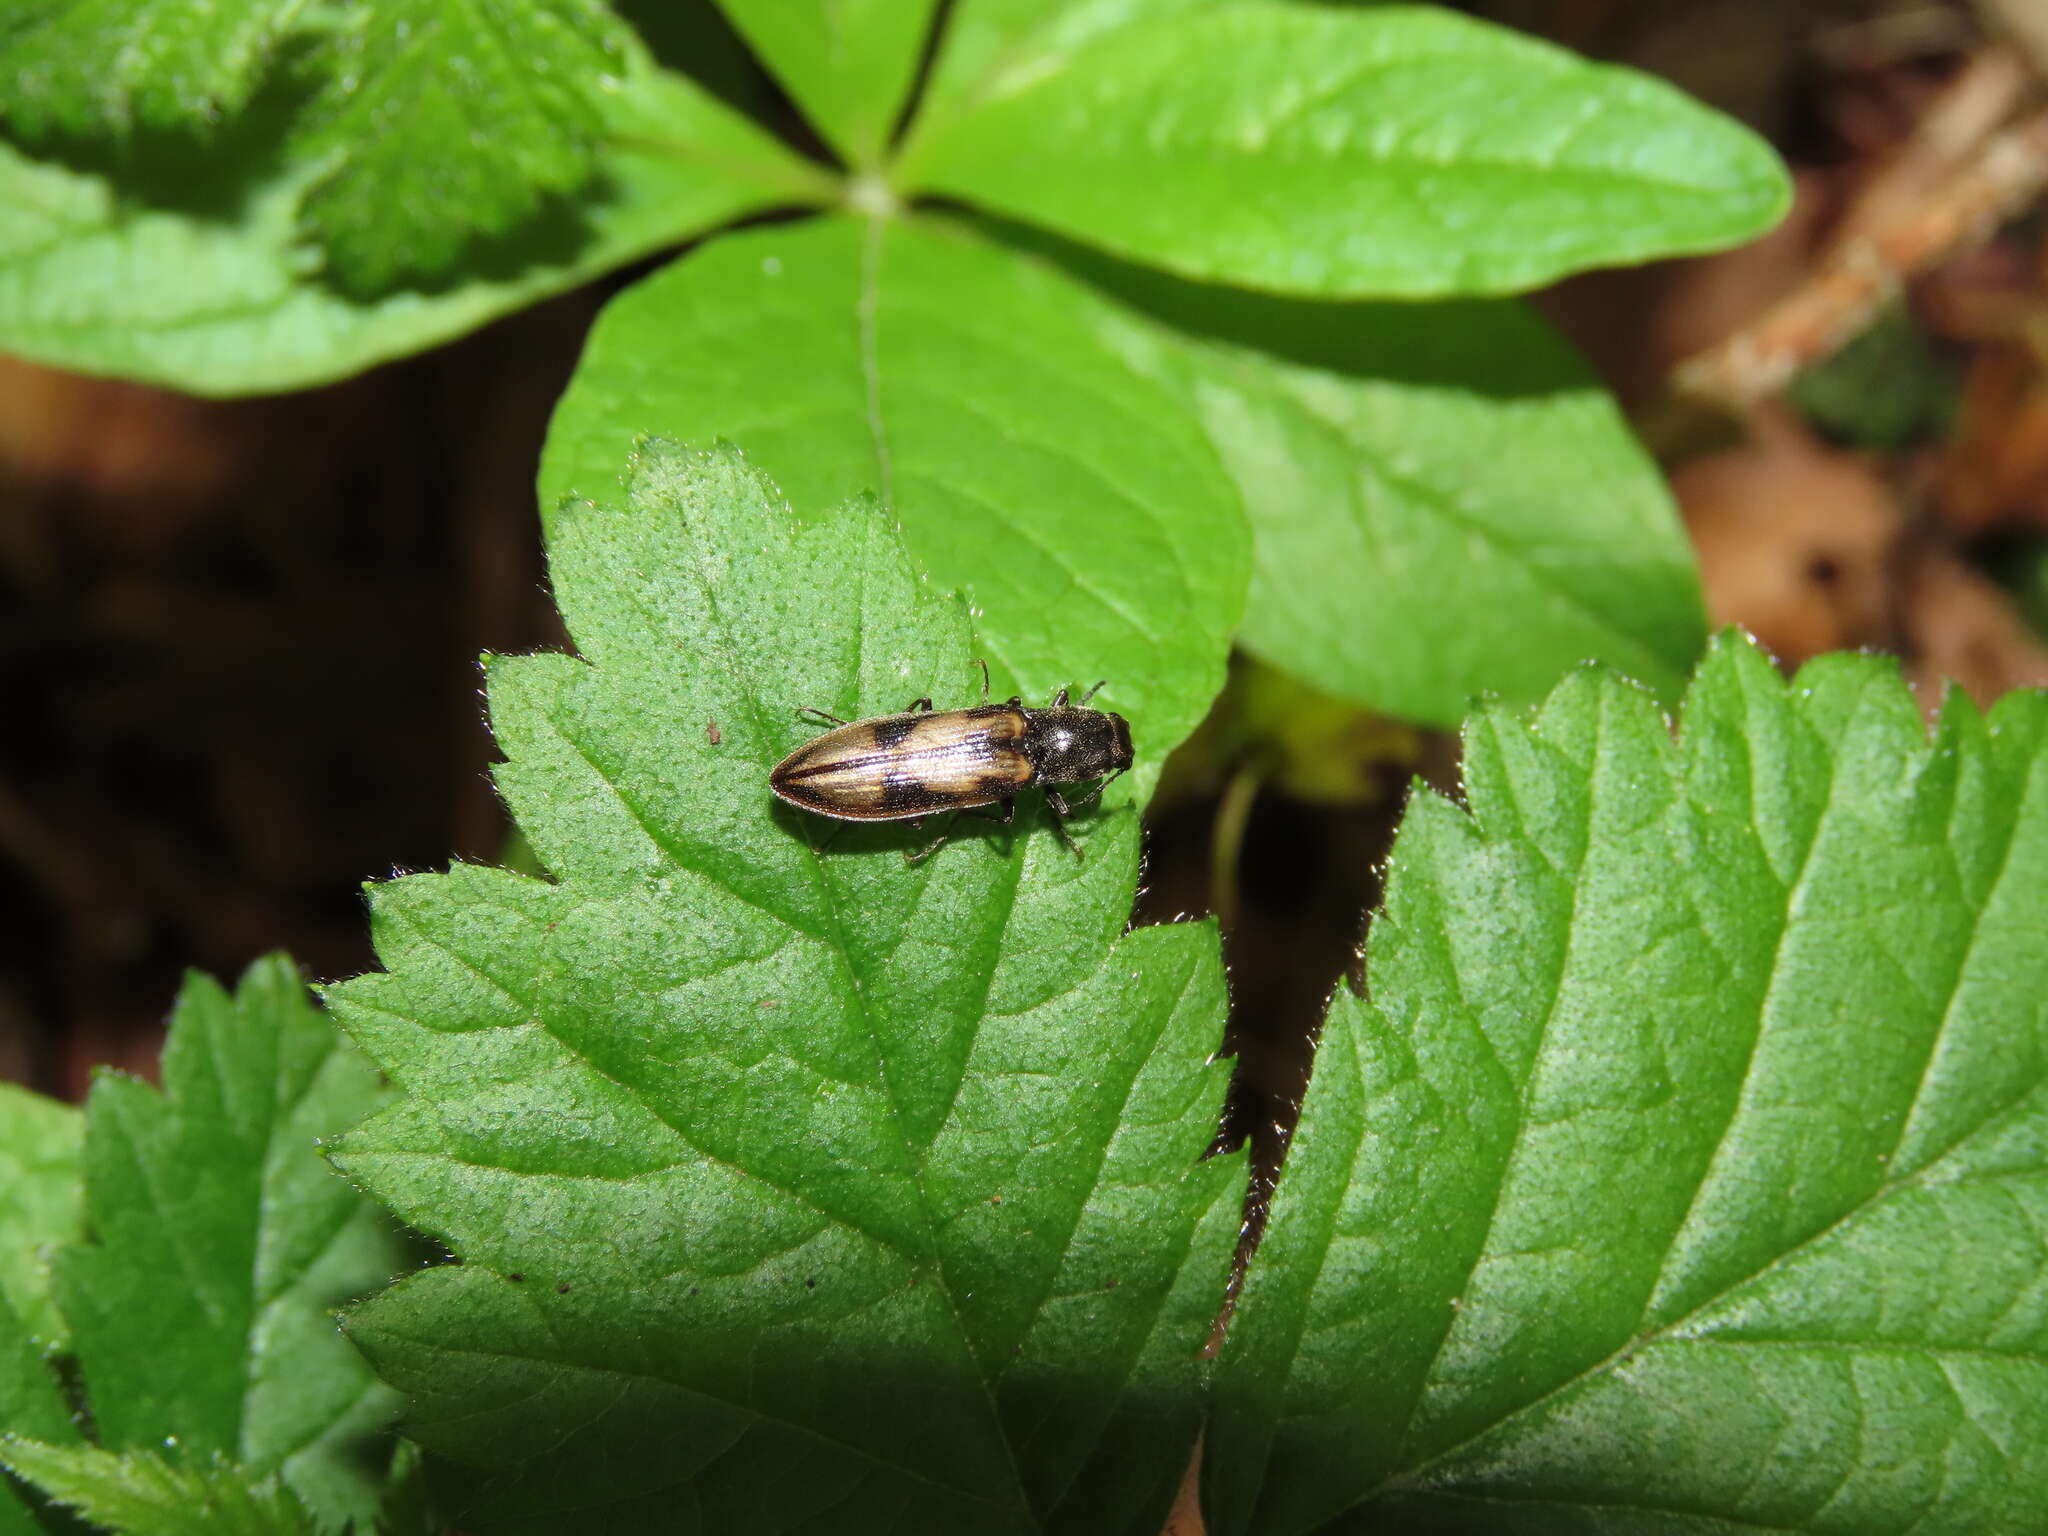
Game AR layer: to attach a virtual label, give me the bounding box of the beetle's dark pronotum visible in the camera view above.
[769,661,1134,863]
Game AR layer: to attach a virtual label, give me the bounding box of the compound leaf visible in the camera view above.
[327,441,1241,1534]
[899,3,1788,298]
[717,0,939,170]
[538,214,1249,770]
[0,58,829,394]
[0,0,308,142]
[1209,635,2048,1534]
[45,957,407,1533]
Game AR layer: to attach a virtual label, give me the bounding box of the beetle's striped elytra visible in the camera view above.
[769,664,1133,862]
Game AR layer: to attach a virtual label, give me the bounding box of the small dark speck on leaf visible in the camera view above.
[557,1283,571,1294]
[1104,1278,1118,1290]
[707,719,722,745]
[689,1287,699,1296]
[805,1278,817,1289]
[507,1273,524,1283]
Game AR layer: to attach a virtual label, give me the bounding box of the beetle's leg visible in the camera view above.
[973,657,991,702]
[1079,680,1108,705]
[1041,791,1084,859]
[904,814,957,865]
[1051,686,1071,707]
[797,706,848,726]
[804,819,848,855]
[904,697,934,713]
[1060,765,1127,813]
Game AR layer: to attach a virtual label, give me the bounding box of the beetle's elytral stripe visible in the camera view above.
[778,744,1010,783]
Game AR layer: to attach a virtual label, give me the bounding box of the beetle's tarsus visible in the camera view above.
[907,697,934,713]
[797,706,847,726]
[905,824,953,864]
[973,658,991,702]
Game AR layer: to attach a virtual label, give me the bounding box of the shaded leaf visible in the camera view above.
[0,59,830,394]
[0,0,308,142]
[296,0,625,293]
[50,957,407,1532]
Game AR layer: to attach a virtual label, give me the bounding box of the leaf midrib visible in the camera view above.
[653,467,1040,1516]
[1366,688,2048,1507]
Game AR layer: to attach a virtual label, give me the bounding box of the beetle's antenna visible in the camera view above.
[1080,680,1108,705]
[796,706,847,726]
[973,657,991,702]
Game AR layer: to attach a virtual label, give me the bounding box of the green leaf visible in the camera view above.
[1005,225,1706,723]
[0,1296,81,1536]
[539,215,1249,772]
[0,0,307,142]
[296,0,628,294]
[908,0,1224,139]
[0,1443,315,1536]
[327,442,1241,1533]
[51,957,408,1533]
[899,3,1789,298]
[0,58,831,394]
[717,0,939,170]
[0,1086,80,1349]
[1209,635,2048,1534]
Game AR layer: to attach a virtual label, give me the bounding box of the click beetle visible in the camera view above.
[769,662,1133,862]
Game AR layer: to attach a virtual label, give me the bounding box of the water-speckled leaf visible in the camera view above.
[1210,636,2048,1534]
[900,3,1788,297]
[538,214,1249,769]
[328,442,1241,1534]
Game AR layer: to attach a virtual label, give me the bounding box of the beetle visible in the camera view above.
[769,662,1133,862]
